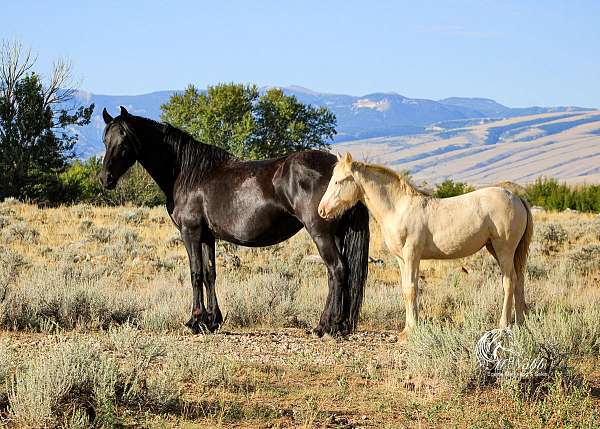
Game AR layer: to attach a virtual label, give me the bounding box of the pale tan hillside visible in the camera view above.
[337,110,600,185]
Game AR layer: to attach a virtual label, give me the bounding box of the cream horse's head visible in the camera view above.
[318,152,361,219]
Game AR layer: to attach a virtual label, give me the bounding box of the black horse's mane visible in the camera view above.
[126,115,236,188]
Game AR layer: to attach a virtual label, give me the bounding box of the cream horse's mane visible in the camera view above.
[351,161,425,197]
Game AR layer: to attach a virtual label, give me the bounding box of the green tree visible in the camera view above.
[250,88,336,158]
[161,83,336,159]
[433,179,475,198]
[161,83,257,157]
[0,41,93,202]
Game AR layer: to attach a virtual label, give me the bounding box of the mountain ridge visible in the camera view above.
[69,86,596,158]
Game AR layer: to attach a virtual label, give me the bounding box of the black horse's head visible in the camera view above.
[99,106,138,189]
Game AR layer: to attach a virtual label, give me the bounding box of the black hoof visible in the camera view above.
[185,310,209,334]
[312,321,349,338]
[312,325,325,338]
[185,316,202,334]
[328,322,350,338]
[186,309,224,334]
[204,309,224,333]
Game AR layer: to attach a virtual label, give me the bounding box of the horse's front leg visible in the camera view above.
[201,234,223,332]
[181,224,209,334]
[400,248,420,339]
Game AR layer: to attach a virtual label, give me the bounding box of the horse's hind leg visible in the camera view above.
[491,241,517,328]
[485,241,499,263]
[487,241,525,323]
[311,232,349,337]
[202,233,223,332]
[513,270,527,325]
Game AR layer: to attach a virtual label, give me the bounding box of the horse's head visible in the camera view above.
[318,152,361,219]
[99,106,138,189]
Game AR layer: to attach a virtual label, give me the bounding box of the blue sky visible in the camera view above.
[3,0,599,107]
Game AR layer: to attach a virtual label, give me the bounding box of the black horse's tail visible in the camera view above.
[339,202,370,332]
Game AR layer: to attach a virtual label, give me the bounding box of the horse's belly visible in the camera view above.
[208,204,302,247]
[424,241,486,259]
[423,227,489,259]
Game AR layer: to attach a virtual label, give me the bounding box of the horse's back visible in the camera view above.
[441,186,520,211]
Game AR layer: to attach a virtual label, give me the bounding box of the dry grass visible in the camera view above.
[0,199,599,427]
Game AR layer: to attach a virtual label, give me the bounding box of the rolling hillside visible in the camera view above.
[337,111,600,185]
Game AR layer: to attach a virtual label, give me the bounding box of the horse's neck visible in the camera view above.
[355,168,412,223]
[133,121,232,201]
[132,124,177,198]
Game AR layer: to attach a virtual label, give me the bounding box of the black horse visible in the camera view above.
[99,107,369,336]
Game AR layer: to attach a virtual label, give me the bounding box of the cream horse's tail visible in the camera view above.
[514,196,533,293]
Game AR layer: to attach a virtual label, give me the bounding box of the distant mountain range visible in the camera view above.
[70,86,595,158]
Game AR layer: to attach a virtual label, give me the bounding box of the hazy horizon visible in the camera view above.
[73,85,599,110]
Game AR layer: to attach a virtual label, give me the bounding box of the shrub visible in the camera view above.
[8,340,101,427]
[225,272,302,327]
[6,337,190,427]
[106,323,166,361]
[433,179,475,198]
[405,319,484,391]
[120,207,150,224]
[525,177,600,213]
[0,215,10,229]
[59,157,165,206]
[565,245,600,276]
[0,264,143,331]
[59,157,104,203]
[537,223,568,254]
[0,221,39,244]
[523,307,600,357]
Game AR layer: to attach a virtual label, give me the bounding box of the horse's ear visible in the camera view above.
[336,152,343,161]
[343,152,353,164]
[120,106,129,117]
[102,108,113,124]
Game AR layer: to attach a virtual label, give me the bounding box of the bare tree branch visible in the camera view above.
[1,40,84,122]
[0,40,37,103]
[43,58,80,109]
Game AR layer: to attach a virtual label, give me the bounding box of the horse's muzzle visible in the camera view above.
[318,204,331,219]
[99,171,117,190]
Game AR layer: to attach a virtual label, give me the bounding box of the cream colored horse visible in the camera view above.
[318,153,533,338]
